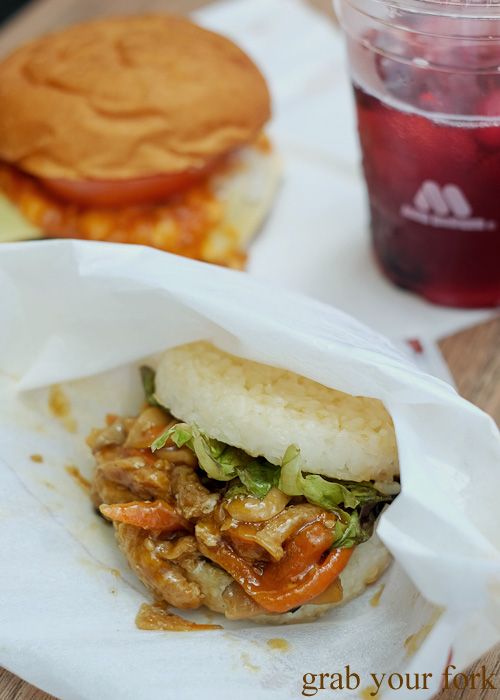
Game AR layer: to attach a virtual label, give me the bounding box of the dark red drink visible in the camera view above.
[355,84,500,307]
[337,0,500,307]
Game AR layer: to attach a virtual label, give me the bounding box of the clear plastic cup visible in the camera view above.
[335,0,500,307]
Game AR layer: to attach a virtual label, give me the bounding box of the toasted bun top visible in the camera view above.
[155,342,399,484]
[0,15,271,180]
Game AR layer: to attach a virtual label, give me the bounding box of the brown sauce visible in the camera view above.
[370,583,385,607]
[65,465,91,494]
[135,602,222,632]
[404,608,443,657]
[30,454,43,463]
[240,652,260,673]
[49,384,77,433]
[267,638,290,653]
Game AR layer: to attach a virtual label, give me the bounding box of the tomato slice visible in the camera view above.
[99,499,191,532]
[39,155,224,208]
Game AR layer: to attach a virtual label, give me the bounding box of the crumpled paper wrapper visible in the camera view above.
[1,239,500,700]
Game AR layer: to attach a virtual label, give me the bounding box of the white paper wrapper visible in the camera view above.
[1,239,500,700]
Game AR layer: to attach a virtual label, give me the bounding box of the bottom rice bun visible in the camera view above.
[88,342,400,628]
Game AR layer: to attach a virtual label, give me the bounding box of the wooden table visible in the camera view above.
[1,0,499,698]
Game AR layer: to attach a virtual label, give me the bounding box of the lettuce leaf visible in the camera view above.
[225,480,250,499]
[150,419,392,548]
[279,445,389,511]
[332,509,375,549]
[152,423,280,497]
[237,460,281,498]
[279,445,391,548]
[152,423,237,480]
[140,366,160,407]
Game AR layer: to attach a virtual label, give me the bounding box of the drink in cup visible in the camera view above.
[336,0,500,307]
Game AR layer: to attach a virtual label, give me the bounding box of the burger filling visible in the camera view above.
[88,367,398,623]
[0,133,272,269]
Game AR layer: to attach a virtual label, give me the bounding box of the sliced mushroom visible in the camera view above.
[153,535,198,561]
[222,581,268,620]
[124,407,175,449]
[225,486,291,523]
[87,416,129,451]
[224,503,336,562]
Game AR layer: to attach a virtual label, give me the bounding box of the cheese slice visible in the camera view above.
[201,143,281,263]
[0,193,43,243]
[0,139,281,265]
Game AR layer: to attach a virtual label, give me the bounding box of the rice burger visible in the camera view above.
[88,342,399,625]
[0,16,279,268]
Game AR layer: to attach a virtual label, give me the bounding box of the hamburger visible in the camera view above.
[88,341,400,626]
[0,16,279,268]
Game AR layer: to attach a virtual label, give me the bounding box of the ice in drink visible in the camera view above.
[338,0,500,307]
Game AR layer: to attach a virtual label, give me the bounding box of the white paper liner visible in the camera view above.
[1,239,500,700]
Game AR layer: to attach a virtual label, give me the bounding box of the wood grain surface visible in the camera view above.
[0,0,499,699]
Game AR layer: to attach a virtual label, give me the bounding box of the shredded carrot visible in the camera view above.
[204,521,354,613]
[100,499,191,532]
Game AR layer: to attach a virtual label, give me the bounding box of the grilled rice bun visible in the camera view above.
[0,15,270,180]
[155,342,399,484]
[91,343,397,624]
